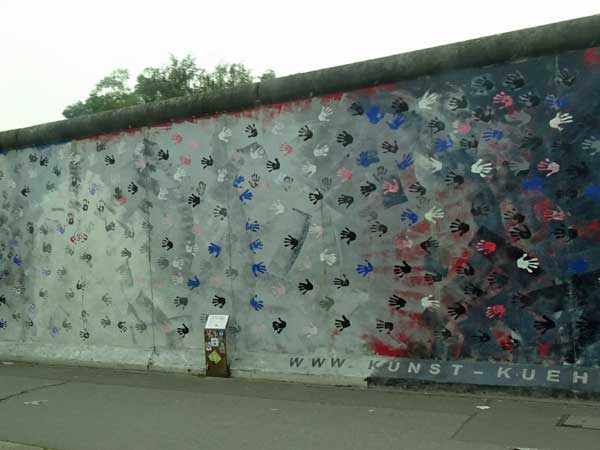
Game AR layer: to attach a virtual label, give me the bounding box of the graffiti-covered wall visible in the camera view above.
[2,43,600,391]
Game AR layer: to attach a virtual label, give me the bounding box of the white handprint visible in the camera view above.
[420,294,440,310]
[157,188,168,200]
[308,223,324,238]
[318,106,334,122]
[549,112,573,131]
[173,167,186,182]
[418,91,439,110]
[319,249,337,266]
[424,206,445,224]
[272,121,285,135]
[218,127,232,142]
[28,169,37,179]
[134,142,144,156]
[471,159,493,178]
[302,161,317,177]
[250,145,265,159]
[424,156,443,173]
[516,253,540,273]
[303,323,318,338]
[270,200,285,215]
[313,144,329,157]
[185,241,199,256]
[172,258,184,270]
[582,136,600,156]
[217,168,228,182]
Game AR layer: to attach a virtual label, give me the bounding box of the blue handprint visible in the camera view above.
[583,184,600,204]
[356,259,374,277]
[89,183,97,195]
[249,239,263,253]
[239,189,253,204]
[208,242,222,257]
[366,106,385,124]
[57,224,65,234]
[521,177,544,191]
[50,326,59,337]
[545,94,569,110]
[566,258,588,274]
[252,262,267,277]
[482,129,504,142]
[434,137,453,152]
[233,175,245,188]
[400,208,419,225]
[387,113,406,130]
[396,153,414,170]
[245,219,260,232]
[12,255,22,266]
[187,276,201,290]
[356,150,379,168]
[250,295,264,311]
[0,319,6,329]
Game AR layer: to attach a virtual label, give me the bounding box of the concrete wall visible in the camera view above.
[2,17,600,392]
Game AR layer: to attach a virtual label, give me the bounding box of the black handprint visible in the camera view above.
[457,262,475,276]
[121,248,132,258]
[448,302,467,319]
[376,319,394,334]
[333,274,349,288]
[444,172,464,188]
[554,225,578,242]
[340,227,356,244]
[388,294,407,310]
[424,272,442,284]
[188,193,201,207]
[369,221,388,237]
[556,68,576,87]
[503,71,526,90]
[174,296,189,309]
[472,75,494,93]
[201,155,213,169]
[245,124,258,137]
[472,107,492,122]
[408,182,426,196]
[283,235,299,250]
[161,238,174,251]
[39,156,49,167]
[272,318,287,334]
[213,205,227,220]
[52,166,61,176]
[534,315,555,334]
[470,203,489,217]
[308,188,323,204]
[360,181,376,197]
[266,158,281,172]
[128,182,138,195]
[21,186,30,197]
[419,237,438,254]
[336,131,353,146]
[335,315,351,331]
[427,117,445,133]
[349,102,364,115]
[472,331,491,342]
[298,125,313,141]
[512,292,534,308]
[509,224,532,241]
[450,219,470,236]
[212,295,226,308]
[460,136,478,150]
[249,173,260,188]
[117,321,127,333]
[464,282,485,298]
[393,261,411,278]
[392,97,409,113]
[449,95,467,111]
[503,208,525,224]
[487,271,508,288]
[158,149,170,160]
[320,296,334,310]
[136,322,147,333]
[80,329,90,339]
[100,316,111,327]
[519,92,541,108]
[337,194,354,208]
[566,162,589,179]
[298,278,314,295]
[177,323,189,337]
[104,155,116,165]
[381,140,399,154]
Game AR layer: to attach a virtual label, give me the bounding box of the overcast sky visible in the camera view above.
[0,1,597,131]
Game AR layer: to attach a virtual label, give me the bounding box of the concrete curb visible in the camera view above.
[1,14,600,150]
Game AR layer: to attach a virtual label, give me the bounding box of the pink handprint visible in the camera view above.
[543,206,565,221]
[172,134,183,143]
[337,167,353,181]
[486,304,506,319]
[279,144,293,155]
[493,92,513,109]
[453,119,472,135]
[180,156,192,165]
[537,158,560,177]
[383,180,400,193]
[476,240,496,255]
[135,160,146,170]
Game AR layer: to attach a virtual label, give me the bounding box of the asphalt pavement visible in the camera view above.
[1,362,599,450]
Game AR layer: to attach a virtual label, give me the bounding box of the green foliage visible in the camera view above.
[62,56,276,118]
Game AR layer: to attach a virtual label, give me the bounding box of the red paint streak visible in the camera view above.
[369,337,409,357]
[583,47,600,66]
[119,196,127,205]
[537,343,552,358]
[411,220,430,234]
[179,156,192,165]
[533,198,554,222]
[172,134,183,143]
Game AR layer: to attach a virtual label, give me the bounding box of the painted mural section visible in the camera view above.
[1,47,600,390]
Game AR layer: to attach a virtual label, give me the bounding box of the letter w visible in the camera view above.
[331,358,346,368]
[289,357,304,367]
[312,358,326,367]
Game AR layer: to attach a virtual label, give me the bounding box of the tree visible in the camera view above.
[62,55,276,118]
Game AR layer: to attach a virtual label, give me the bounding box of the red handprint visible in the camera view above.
[492,91,513,110]
[476,240,497,255]
[486,304,506,319]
